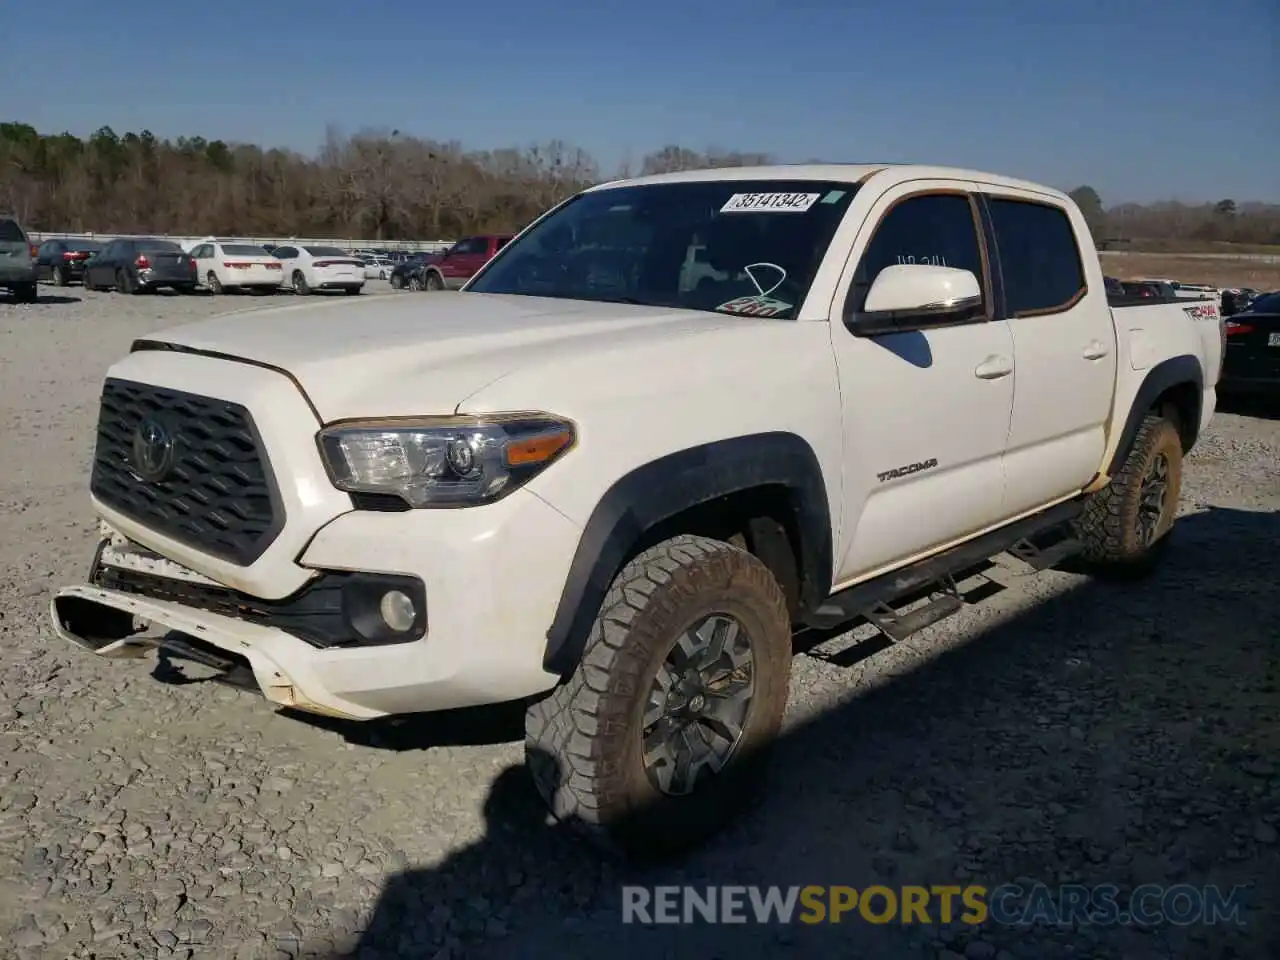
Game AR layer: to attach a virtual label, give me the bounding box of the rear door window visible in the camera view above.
[987,198,1087,317]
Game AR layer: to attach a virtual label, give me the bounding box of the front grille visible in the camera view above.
[90,378,284,566]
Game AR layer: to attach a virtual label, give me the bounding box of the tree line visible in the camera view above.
[2,121,1277,247]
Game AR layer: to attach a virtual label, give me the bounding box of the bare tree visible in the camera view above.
[1,121,1276,247]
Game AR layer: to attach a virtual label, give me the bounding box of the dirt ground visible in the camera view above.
[0,284,1277,960]
[1100,254,1280,291]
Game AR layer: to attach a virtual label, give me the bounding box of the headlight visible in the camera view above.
[317,412,575,508]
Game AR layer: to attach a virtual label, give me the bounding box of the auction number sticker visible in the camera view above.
[717,295,793,317]
[720,192,820,213]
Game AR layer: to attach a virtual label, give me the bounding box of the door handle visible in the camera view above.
[1082,340,1109,360]
[974,355,1013,380]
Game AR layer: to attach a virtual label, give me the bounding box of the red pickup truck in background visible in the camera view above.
[403,234,511,291]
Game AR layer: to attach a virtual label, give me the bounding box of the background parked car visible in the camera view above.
[189,239,283,294]
[388,252,433,289]
[34,237,104,286]
[1220,291,1280,398]
[360,255,397,280]
[82,238,197,294]
[0,215,38,303]
[409,234,511,291]
[270,244,365,295]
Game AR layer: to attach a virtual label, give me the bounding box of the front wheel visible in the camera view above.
[1073,413,1183,578]
[524,534,792,860]
[424,271,445,291]
[390,274,404,290]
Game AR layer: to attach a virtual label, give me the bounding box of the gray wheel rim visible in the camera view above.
[1136,452,1169,545]
[641,614,755,797]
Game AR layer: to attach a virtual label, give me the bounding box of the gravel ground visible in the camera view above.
[1,285,1277,960]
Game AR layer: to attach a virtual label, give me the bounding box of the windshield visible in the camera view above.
[466,179,860,317]
[221,243,269,256]
[304,245,348,257]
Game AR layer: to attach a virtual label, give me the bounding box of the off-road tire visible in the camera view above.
[524,534,792,860]
[1074,414,1183,578]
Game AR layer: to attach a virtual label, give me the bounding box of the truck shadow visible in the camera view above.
[298,505,1276,959]
[1217,393,1280,421]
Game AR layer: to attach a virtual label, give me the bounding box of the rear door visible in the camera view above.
[437,237,488,282]
[0,217,32,280]
[975,186,1119,516]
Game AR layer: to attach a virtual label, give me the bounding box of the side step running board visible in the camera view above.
[804,499,1085,642]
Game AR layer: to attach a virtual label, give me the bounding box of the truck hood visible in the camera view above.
[139,292,746,422]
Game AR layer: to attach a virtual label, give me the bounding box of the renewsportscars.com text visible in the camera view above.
[621,884,1248,927]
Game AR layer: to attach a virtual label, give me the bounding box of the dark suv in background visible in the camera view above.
[0,215,38,303]
[35,237,105,286]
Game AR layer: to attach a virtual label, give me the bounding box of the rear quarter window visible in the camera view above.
[0,219,27,242]
[987,198,1087,317]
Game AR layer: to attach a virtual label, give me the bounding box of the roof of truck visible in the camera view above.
[588,164,1069,201]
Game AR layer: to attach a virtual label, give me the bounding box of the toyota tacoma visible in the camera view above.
[52,164,1224,857]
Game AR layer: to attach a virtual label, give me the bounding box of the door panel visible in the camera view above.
[976,188,1119,515]
[829,181,1016,586]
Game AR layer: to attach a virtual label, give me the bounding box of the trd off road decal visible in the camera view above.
[1182,304,1219,321]
[719,192,821,213]
[716,295,793,317]
[876,458,938,483]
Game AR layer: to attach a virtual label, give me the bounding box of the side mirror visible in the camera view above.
[848,264,983,336]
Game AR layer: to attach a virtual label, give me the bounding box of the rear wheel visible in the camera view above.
[524,534,792,860]
[390,274,405,290]
[206,271,223,294]
[117,269,137,295]
[292,270,310,295]
[51,266,67,287]
[13,282,38,303]
[344,286,362,296]
[1074,414,1183,578]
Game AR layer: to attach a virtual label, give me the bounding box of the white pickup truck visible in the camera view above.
[52,164,1224,858]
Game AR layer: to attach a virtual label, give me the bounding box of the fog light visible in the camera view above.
[379,589,417,632]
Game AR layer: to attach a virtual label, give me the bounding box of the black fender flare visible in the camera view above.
[1106,354,1203,475]
[541,432,833,677]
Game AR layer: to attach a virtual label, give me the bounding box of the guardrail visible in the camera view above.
[26,231,456,253]
[1099,251,1280,263]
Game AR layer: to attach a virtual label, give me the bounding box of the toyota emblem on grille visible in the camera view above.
[131,416,176,482]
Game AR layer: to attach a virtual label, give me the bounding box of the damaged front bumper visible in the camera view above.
[50,583,380,721]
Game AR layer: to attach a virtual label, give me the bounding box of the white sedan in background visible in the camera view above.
[270,243,365,295]
[361,256,397,280]
[189,239,284,294]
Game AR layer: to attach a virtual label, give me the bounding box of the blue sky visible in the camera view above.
[4,0,1277,204]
